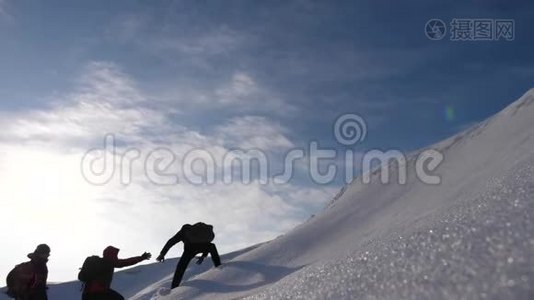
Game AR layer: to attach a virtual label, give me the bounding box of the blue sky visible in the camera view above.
[0,0,533,281]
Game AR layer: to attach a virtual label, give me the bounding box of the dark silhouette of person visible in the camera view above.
[81,246,151,300]
[156,224,221,288]
[6,244,50,300]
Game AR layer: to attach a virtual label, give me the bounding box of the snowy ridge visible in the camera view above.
[154,89,534,300]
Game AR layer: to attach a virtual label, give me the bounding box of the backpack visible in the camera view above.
[78,256,106,283]
[5,265,19,298]
[5,262,33,298]
[184,222,215,244]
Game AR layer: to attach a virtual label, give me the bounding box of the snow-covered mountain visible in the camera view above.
[2,88,533,300]
[152,88,534,300]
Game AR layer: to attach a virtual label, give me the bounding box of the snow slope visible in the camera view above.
[2,89,533,300]
[143,88,533,300]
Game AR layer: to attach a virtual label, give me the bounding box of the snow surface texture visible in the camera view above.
[154,88,534,300]
[2,89,533,300]
[245,159,534,300]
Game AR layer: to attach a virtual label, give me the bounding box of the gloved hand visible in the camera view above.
[141,252,152,260]
[156,254,165,262]
[196,256,204,265]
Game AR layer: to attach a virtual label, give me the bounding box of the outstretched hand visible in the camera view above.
[141,252,152,260]
[156,254,165,262]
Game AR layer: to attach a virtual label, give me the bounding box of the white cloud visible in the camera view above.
[107,15,244,57]
[0,61,332,282]
[156,71,298,117]
[0,62,168,147]
[216,72,258,104]
[150,25,243,56]
[77,62,145,105]
[105,16,294,115]
[213,72,297,114]
[216,115,295,151]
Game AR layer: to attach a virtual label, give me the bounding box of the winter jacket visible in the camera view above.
[159,223,214,257]
[83,246,144,294]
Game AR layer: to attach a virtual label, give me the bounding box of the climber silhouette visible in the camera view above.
[157,223,221,288]
[79,246,151,300]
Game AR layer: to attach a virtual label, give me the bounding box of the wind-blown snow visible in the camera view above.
[2,89,533,300]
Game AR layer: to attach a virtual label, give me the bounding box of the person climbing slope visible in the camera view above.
[157,222,221,288]
[5,244,51,300]
[78,246,151,300]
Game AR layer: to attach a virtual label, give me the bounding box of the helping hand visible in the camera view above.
[142,252,152,260]
[156,254,165,262]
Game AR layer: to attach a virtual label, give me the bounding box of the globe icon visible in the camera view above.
[425,19,446,40]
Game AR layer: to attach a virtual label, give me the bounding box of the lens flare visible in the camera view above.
[445,106,455,122]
